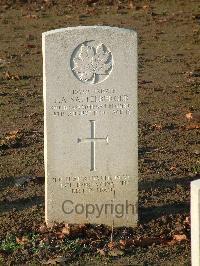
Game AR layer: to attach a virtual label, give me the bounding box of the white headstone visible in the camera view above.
[43,26,138,227]
[191,179,200,266]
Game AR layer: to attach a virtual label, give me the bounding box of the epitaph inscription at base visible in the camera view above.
[43,26,138,227]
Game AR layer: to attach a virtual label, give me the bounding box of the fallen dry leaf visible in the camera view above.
[0,130,23,150]
[0,58,9,67]
[43,256,67,265]
[186,112,200,122]
[61,226,70,235]
[4,71,20,80]
[16,236,29,245]
[186,112,193,120]
[97,248,106,256]
[108,248,124,257]
[26,14,39,19]
[185,124,200,130]
[108,241,116,249]
[5,130,19,141]
[39,224,48,233]
[4,71,11,79]
[61,224,86,238]
[143,5,149,10]
[119,239,126,248]
[184,216,190,225]
[56,232,65,239]
[119,239,134,248]
[173,234,187,242]
[134,237,165,247]
[152,123,163,130]
[27,44,36,49]
[169,165,177,171]
[128,0,134,9]
[167,239,177,245]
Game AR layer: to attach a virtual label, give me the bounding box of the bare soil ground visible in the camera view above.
[0,0,199,265]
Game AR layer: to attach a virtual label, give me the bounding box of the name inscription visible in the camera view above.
[50,88,132,117]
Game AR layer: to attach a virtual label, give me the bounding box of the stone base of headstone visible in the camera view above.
[191,179,200,266]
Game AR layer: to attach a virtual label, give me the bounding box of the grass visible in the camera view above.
[0,235,21,253]
[0,233,94,258]
[190,161,200,175]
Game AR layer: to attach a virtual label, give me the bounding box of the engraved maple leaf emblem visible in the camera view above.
[72,43,112,84]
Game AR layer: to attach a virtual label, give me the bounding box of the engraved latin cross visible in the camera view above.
[77,120,109,171]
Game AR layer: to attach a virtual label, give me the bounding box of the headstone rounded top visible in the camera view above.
[42,26,137,38]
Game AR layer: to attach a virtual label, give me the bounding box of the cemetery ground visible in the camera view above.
[0,0,199,265]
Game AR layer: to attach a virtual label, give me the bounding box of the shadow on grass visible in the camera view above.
[139,174,200,191]
[0,176,44,191]
[139,202,190,223]
[0,196,44,214]
[138,175,200,222]
[0,176,15,191]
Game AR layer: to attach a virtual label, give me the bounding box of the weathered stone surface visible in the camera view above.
[191,179,200,266]
[43,26,138,227]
